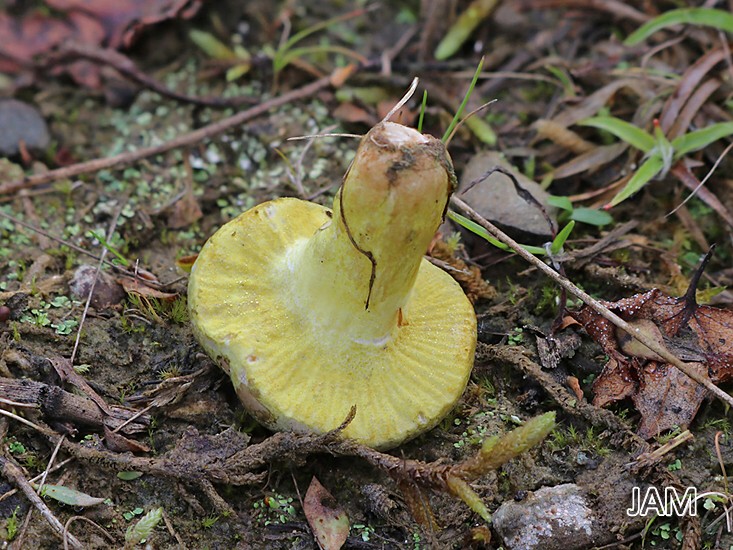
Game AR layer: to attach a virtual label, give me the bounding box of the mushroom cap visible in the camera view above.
[188,197,476,449]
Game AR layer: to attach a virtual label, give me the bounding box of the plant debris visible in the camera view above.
[571,287,733,437]
[303,477,349,550]
[0,0,201,87]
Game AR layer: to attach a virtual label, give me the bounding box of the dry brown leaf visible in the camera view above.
[120,278,178,300]
[332,102,375,125]
[429,239,495,303]
[534,119,594,154]
[104,425,151,453]
[571,288,733,437]
[166,189,202,229]
[46,0,202,49]
[0,12,80,73]
[303,477,349,550]
[0,0,201,87]
[659,48,726,136]
[552,143,627,180]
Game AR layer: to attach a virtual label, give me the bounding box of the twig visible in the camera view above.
[161,508,186,548]
[0,397,38,408]
[0,407,49,434]
[37,435,65,494]
[715,431,729,496]
[1,457,83,549]
[0,75,333,195]
[629,430,694,467]
[519,0,650,24]
[0,458,74,504]
[51,43,258,108]
[63,516,114,550]
[197,479,238,518]
[667,142,733,217]
[70,197,126,364]
[0,209,168,288]
[450,196,733,411]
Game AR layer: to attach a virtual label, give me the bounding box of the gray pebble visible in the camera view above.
[69,265,125,309]
[0,99,50,156]
[459,152,557,242]
[493,483,598,550]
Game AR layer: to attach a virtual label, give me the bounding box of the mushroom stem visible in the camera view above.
[289,122,456,344]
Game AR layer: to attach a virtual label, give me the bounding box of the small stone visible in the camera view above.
[459,152,557,242]
[69,265,125,309]
[493,483,598,550]
[0,99,50,157]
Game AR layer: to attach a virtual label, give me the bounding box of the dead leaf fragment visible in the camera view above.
[166,189,203,229]
[0,0,201,87]
[303,477,349,550]
[570,288,733,437]
[104,425,151,453]
[429,238,495,303]
[120,278,178,300]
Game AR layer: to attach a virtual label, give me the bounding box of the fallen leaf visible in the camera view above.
[0,1,201,87]
[429,238,496,303]
[175,254,198,273]
[0,12,78,73]
[120,278,178,300]
[30,482,105,507]
[46,0,202,49]
[303,477,349,550]
[117,471,144,480]
[332,102,375,125]
[570,288,733,437]
[104,425,151,453]
[166,189,202,229]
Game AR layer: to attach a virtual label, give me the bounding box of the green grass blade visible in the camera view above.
[189,30,235,60]
[550,221,574,255]
[88,230,129,266]
[448,211,547,255]
[282,8,369,53]
[579,116,655,153]
[465,116,497,145]
[417,90,428,133]
[442,57,484,143]
[671,122,733,157]
[274,45,365,72]
[625,8,733,46]
[434,0,499,60]
[546,195,573,211]
[608,155,665,207]
[569,207,613,227]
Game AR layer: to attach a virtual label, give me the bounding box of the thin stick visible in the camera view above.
[381,77,418,124]
[716,431,729,496]
[667,141,733,217]
[51,43,258,108]
[0,209,164,288]
[0,75,333,195]
[450,196,733,410]
[0,408,48,433]
[161,509,186,548]
[0,458,74,504]
[37,435,65,494]
[63,516,114,550]
[287,133,362,141]
[0,397,38,408]
[1,458,83,549]
[70,198,125,364]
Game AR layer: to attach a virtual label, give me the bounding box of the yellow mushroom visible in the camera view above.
[188,121,477,449]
